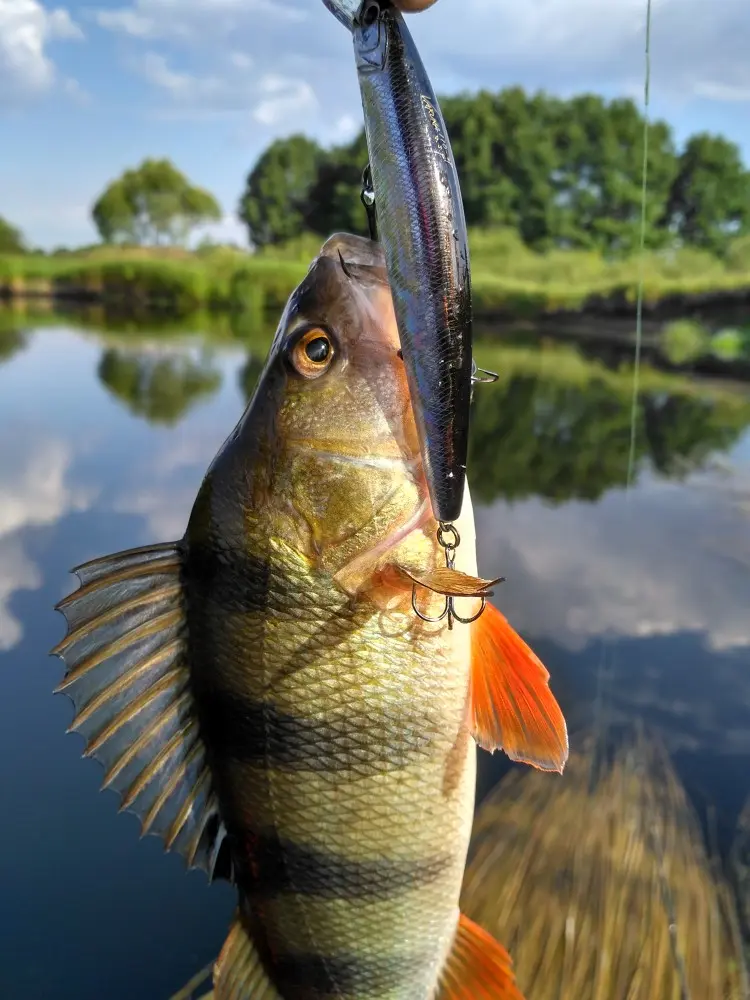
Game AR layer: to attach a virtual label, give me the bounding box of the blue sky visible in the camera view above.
[2,0,750,250]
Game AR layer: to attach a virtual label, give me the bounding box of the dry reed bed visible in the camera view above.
[462,735,747,1000]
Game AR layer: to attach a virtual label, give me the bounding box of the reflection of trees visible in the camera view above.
[469,367,750,504]
[97,348,222,425]
[0,327,28,365]
[238,353,266,404]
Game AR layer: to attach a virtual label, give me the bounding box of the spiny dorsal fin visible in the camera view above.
[437,912,526,1000]
[471,602,568,774]
[51,541,227,880]
[214,912,281,1000]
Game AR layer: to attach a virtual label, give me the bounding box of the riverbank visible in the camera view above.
[4,231,750,319]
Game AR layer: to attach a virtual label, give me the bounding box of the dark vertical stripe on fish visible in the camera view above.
[237,832,451,901]
[197,687,439,775]
[272,951,430,996]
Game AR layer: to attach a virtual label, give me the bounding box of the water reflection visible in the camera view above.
[238,353,266,403]
[0,324,30,364]
[0,316,748,999]
[97,347,223,426]
[468,347,750,504]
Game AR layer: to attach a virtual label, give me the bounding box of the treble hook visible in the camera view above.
[471,360,499,384]
[361,163,378,242]
[412,522,502,630]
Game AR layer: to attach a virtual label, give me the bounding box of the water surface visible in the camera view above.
[1,317,749,998]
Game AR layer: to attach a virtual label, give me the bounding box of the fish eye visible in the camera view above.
[288,326,335,379]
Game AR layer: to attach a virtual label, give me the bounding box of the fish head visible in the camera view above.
[228,233,433,592]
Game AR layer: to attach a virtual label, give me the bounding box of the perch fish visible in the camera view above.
[52,234,568,1000]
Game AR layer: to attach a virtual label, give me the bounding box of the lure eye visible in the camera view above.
[289,327,335,379]
[362,1,380,26]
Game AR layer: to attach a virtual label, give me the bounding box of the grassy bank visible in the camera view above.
[5,230,750,318]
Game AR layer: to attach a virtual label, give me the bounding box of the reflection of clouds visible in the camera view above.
[475,471,750,654]
[110,423,231,540]
[0,539,41,651]
[0,434,95,650]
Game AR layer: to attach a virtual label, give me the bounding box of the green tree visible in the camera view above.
[306,132,371,238]
[0,216,26,254]
[664,133,750,254]
[92,159,222,246]
[242,87,749,256]
[546,94,678,253]
[238,135,324,247]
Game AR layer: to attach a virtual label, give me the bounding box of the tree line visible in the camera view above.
[2,88,749,257]
[239,89,750,256]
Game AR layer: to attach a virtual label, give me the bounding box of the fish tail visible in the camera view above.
[214,911,281,1000]
[436,912,526,1000]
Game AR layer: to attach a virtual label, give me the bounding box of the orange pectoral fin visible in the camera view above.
[437,912,526,1000]
[470,602,569,773]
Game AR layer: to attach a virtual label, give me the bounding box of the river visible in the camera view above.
[1,315,749,998]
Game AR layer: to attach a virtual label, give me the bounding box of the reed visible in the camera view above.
[462,733,748,1000]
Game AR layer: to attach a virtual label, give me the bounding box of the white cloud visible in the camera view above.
[0,0,83,107]
[134,50,318,128]
[137,51,228,103]
[94,0,307,42]
[0,434,95,650]
[252,73,317,126]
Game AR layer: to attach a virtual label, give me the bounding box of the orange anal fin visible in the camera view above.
[437,912,526,1000]
[213,911,281,1000]
[470,602,569,773]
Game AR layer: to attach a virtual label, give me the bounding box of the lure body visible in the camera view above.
[352,1,474,525]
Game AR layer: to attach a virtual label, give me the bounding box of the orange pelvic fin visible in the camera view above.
[213,911,281,1000]
[470,602,568,773]
[437,912,526,1000]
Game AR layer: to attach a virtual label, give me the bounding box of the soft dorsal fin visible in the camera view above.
[51,541,228,880]
[471,602,568,774]
[437,912,526,1000]
[214,912,281,1000]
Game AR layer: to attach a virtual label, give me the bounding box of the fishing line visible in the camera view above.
[626,4,693,995]
[626,0,651,492]
[589,0,653,803]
